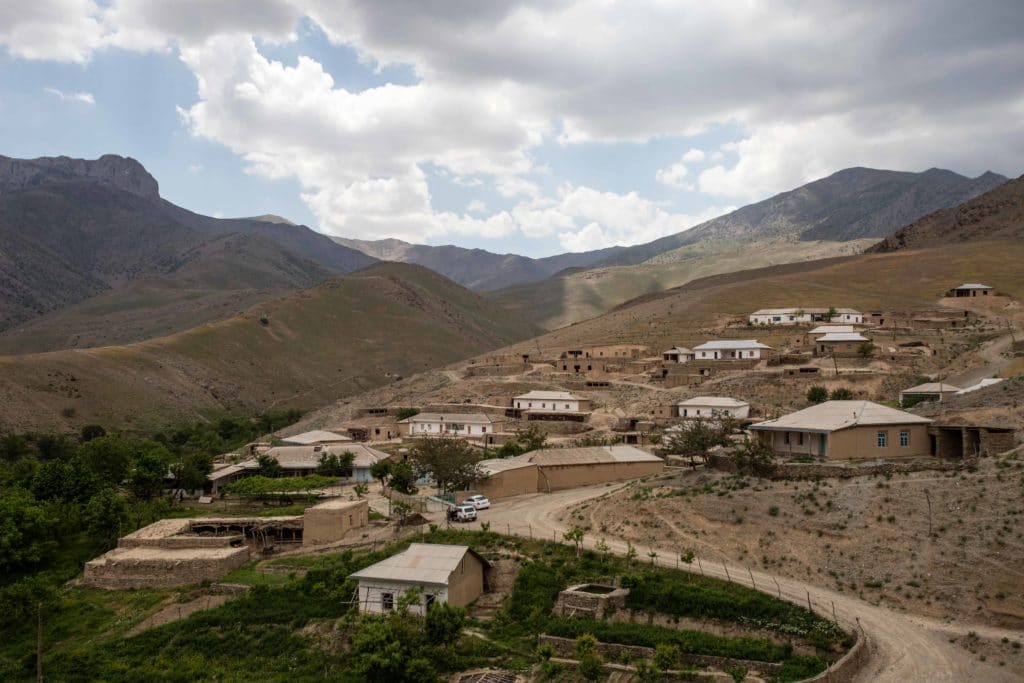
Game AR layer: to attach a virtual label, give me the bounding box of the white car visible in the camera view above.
[465,495,491,510]
[448,504,477,522]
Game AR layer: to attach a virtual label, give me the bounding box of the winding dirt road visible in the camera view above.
[480,485,1022,682]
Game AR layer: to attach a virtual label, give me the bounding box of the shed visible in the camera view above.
[899,382,962,407]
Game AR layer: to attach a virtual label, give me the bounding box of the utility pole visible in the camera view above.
[925,489,933,537]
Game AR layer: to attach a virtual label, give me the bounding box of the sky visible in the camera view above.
[1,1,1022,257]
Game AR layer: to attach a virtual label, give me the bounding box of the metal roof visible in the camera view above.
[693,340,772,350]
[280,430,352,445]
[662,346,693,355]
[901,382,961,394]
[808,325,854,334]
[751,308,861,315]
[349,544,489,586]
[478,457,537,474]
[260,444,389,469]
[750,401,932,433]
[513,390,583,401]
[399,413,498,425]
[816,332,870,342]
[678,396,749,408]
[953,283,992,289]
[527,445,662,465]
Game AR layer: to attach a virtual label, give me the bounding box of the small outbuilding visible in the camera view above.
[661,347,695,364]
[946,283,993,297]
[677,396,750,419]
[814,332,871,358]
[899,382,961,407]
[350,544,490,615]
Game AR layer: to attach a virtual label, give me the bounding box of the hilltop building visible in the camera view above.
[749,401,932,460]
[469,445,663,500]
[661,346,695,363]
[397,412,503,438]
[946,283,993,298]
[350,544,490,615]
[814,331,872,358]
[749,308,863,326]
[899,382,961,406]
[512,390,590,413]
[677,396,750,419]
[693,340,772,361]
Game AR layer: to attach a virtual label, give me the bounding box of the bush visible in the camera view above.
[578,653,604,681]
[654,642,679,669]
[829,388,854,401]
[806,386,829,404]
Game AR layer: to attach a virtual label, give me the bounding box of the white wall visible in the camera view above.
[679,404,750,419]
[409,421,493,436]
[514,398,581,412]
[357,581,447,615]
[695,348,764,360]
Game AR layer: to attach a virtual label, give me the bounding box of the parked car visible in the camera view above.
[464,495,491,510]
[447,504,477,522]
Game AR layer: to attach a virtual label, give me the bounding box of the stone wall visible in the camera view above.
[706,454,965,480]
[82,547,251,589]
[552,585,628,618]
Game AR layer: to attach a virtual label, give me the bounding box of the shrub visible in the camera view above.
[806,386,829,404]
[829,388,854,401]
[578,653,604,681]
[654,642,680,669]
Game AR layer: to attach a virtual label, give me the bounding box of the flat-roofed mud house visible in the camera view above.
[662,347,695,363]
[350,544,490,615]
[469,445,663,500]
[398,412,503,438]
[677,396,750,419]
[749,401,933,460]
[693,339,772,361]
[814,331,872,358]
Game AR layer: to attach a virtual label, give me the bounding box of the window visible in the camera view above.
[381,592,394,611]
[565,403,570,409]
[797,432,804,446]
[784,432,790,445]
[425,594,436,609]
[900,431,909,447]
[877,431,888,448]
[481,426,487,433]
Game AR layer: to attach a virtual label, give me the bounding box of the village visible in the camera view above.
[70,278,1024,681]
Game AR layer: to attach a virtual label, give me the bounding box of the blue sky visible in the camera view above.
[1,2,1021,257]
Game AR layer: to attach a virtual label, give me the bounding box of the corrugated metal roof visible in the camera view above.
[400,413,497,425]
[751,308,861,315]
[514,390,582,401]
[527,445,662,465]
[694,340,772,350]
[678,396,749,408]
[954,283,992,289]
[902,382,961,394]
[750,401,932,433]
[261,444,388,469]
[280,430,352,445]
[816,332,870,342]
[808,325,854,334]
[349,544,487,585]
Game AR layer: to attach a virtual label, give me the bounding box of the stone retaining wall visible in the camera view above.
[537,635,783,675]
[83,547,251,589]
[706,454,966,479]
[803,628,868,683]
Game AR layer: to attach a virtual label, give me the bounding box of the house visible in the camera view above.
[397,412,503,438]
[349,544,490,615]
[208,444,390,492]
[585,344,650,359]
[677,396,750,419]
[814,332,872,358]
[749,401,933,460]
[280,430,353,445]
[800,325,854,347]
[661,347,695,363]
[748,308,863,326]
[469,445,663,500]
[513,390,591,413]
[946,283,993,298]
[899,382,962,407]
[693,340,772,361]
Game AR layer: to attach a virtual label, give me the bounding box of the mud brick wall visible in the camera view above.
[538,635,783,674]
[83,548,250,589]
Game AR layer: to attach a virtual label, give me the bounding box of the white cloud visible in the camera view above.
[44,87,95,104]
[682,148,706,164]
[655,161,690,190]
[465,199,486,214]
[0,0,105,63]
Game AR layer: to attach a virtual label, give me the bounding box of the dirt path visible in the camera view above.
[481,486,1021,683]
[949,332,1015,387]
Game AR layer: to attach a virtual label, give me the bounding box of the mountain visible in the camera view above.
[869,175,1024,252]
[0,262,542,431]
[483,167,1008,328]
[0,154,376,346]
[333,236,624,291]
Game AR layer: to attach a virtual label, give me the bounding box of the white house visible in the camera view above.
[661,347,695,363]
[280,430,352,445]
[693,340,772,361]
[398,413,503,437]
[513,390,591,413]
[350,544,490,615]
[677,396,750,419]
[749,308,863,325]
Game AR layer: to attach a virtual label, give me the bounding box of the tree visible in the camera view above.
[84,488,129,549]
[578,653,604,681]
[514,424,548,452]
[634,659,661,682]
[829,387,854,400]
[353,483,369,498]
[0,488,57,571]
[730,438,777,477]
[654,643,680,670]
[370,460,392,491]
[170,451,213,493]
[662,420,730,459]
[680,548,695,565]
[128,442,171,500]
[826,306,838,322]
[625,542,638,566]
[857,341,875,358]
[494,441,524,459]
[409,438,486,495]
[389,461,418,495]
[79,425,106,442]
[425,602,466,646]
[31,457,97,504]
[77,435,134,486]
[563,526,586,559]
[806,385,829,404]
[316,451,355,478]
[256,453,282,478]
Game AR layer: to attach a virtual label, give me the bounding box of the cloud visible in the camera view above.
[465,199,486,214]
[655,161,690,190]
[0,0,105,63]
[682,148,706,164]
[44,87,95,104]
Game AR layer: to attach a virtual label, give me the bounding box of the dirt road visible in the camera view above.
[480,485,1021,682]
[949,331,1015,387]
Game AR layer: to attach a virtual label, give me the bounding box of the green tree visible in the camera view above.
[370,460,392,491]
[256,453,282,478]
[410,438,486,494]
[806,385,829,404]
[575,633,598,657]
[829,387,854,400]
[857,341,875,358]
[494,441,525,459]
[353,482,369,498]
[578,653,604,681]
[425,602,466,645]
[316,451,355,478]
[395,407,420,421]
[84,487,129,549]
[78,435,134,486]
[0,488,57,571]
[170,451,213,492]
[32,457,97,504]
[128,442,172,500]
[663,420,730,459]
[389,461,418,495]
[563,526,586,559]
[730,438,777,477]
[79,424,106,442]
[514,424,548,452]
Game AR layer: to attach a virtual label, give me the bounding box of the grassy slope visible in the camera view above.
[0,263,541,432]
[489,238,877,330]
[495,240,1024,355]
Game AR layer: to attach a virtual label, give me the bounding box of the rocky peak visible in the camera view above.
[0,153,160,201]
